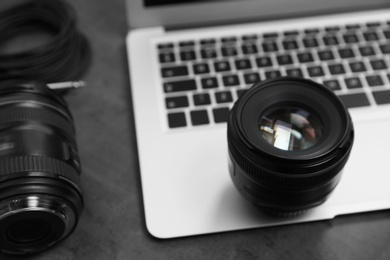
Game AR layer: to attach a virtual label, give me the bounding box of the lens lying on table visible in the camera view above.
[228,77,354,215]
[0,81,83,255]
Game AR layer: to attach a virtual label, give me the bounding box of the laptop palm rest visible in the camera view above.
[139,109,390,238]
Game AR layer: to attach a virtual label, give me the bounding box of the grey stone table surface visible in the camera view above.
[1,0,390,259]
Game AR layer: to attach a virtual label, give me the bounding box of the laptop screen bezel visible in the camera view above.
[125,0,390,29]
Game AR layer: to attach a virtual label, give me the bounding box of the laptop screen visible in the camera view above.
[126,0,390,29]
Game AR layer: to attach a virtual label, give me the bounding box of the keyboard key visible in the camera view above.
[222,75,240,87]
[242,44,258,54]
[282,40,299,50]
[262,41,278,52]
[345,24,360,30]
[359,46,376,56]
[180,50,197,61]
[307,66,324,77]
[323,79,341,91]
[256,57,273,67]
[164,79,196,93]
[304,28,320,34]
[363,31,379,41]
[200,48,217,59]
[265,70,282,79]
[366,75,384,86]
[366,22,381,27]
[235,59,252,70]
[168,112,186,128]
[338,93,370,108]
[297,52,314,63]
[263,32,278,38]
[213,107,230,123]
[159,52,175,63]
[344,77,362,89]
[221,37,237,43]
[193,63,210,74]
[244,72,261,84]
[221,45,238,56]
[242,35,258,41]
[383,30,390,39]
[329,64,345,75]
[166,96,189,109]
[380,44,390,54]
[193,93,211,106]
[179,41,195,47]
[343,33,359,43]
[277,54,293,65]
[215,91,233,103]
[373,90,390,105]
[161,65,188,78]
[338,48,355,58]
[214,61,231,72]
[200,39,216,45]
[158,43,174,49]
[190,110,209,126]
[303,37,319,48]
[370,60,387,70]
[323,35,339,45]
[349,61,366,72]
[284,30,299,36]
[325,26,340,32]
[318,50,334,61]
[286,68,303,78]
[201,77,218,89]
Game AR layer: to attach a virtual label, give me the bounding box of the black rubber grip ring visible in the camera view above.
[0,106,74,136]
[0,156,80,186]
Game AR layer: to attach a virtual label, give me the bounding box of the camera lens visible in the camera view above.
[0,81,83,254]
[228,77,354,215]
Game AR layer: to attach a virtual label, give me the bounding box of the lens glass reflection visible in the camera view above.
[259,107,323,151]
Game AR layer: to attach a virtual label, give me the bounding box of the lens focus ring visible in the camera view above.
[0,156,80,187]
[0,106,74,137]
[228,139,351,190]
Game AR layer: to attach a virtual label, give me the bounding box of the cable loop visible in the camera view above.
[0,0,91,83]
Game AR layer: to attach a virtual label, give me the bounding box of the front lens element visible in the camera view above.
[259,107,323,151]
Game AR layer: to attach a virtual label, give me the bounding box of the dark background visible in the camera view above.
[1,0,390,259]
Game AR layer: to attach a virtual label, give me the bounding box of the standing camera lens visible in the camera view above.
[0,81,83,254]
[228,77,354,215]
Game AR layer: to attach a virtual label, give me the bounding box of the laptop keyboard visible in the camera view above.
[157,21,390,129]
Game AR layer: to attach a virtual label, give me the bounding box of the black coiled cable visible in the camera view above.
[0,0,91,83]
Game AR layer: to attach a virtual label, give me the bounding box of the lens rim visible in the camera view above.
[234,77,351,162]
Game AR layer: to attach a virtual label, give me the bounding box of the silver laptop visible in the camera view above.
[125,0,390,238]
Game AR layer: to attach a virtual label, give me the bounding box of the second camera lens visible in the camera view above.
[228,77,354,215]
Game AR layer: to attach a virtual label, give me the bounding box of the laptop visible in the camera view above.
[125,0,390,238]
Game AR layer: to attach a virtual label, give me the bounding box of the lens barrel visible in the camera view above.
[0,81,83,254]
[228,77,354,215]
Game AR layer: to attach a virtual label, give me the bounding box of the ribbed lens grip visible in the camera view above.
[0,107,74,136]
[0,156,80,186]
[228,140,350,190]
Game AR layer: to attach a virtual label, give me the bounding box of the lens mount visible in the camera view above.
[0,195,77,254]
[228,77,354,214]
